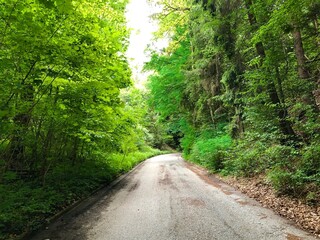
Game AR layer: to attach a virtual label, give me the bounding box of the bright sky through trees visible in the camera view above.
[125,0,168,86]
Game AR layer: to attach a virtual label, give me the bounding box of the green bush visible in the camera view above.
[190,134,232,171]
[180,125,196,156]
[265,144,320,197]
[265,145,298,168]
[267,167,301,195]
[301,143,320,180]
[222,140,268,176]
[266,143,320,197]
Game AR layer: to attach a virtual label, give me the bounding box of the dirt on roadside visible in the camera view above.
[218,175,320,238]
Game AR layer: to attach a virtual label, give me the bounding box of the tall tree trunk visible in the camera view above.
[292,26,320,110]
[41,125,53,175]
[8,84,34,170]
[292,26,310,79]
[71,138,79,166]
[244,0,297,140]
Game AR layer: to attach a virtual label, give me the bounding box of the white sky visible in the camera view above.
[125,0,168,86]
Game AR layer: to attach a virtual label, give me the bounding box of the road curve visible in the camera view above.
[30,154,317,240]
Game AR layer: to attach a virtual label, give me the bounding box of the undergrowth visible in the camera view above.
[184,126,232,171]
[0,147,162,240]
[222,138,319,204]
[183,128,319,205]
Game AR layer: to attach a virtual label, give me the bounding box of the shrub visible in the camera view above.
[222,140,268,176]
[265,144,298,169]
[300,143,320,179]
[190,134,232,171]
[267,167,303,195]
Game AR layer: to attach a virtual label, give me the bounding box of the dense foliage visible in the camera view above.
[0,0,132,174]
[0,1,162,239]
[0,0,319,238]
[147,0,320,202]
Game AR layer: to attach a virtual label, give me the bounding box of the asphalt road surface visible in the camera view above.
[30,154,317,240]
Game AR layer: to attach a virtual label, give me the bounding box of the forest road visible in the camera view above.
[30,154,318,240]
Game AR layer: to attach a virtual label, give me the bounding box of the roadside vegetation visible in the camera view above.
[0,0,319,239]
[146,0,319,207]
[0,147,161,240]
[0,1,167,239]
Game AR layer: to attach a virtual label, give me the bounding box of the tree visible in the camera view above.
[0,0,132,175]
[146,0,320,200]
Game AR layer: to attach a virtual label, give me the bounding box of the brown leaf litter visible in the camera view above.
[219,175,320,238]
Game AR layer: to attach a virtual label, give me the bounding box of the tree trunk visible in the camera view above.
[8,84,34,170]
[71,138,79,166]
[41,125,54,176]
[244,0,297,141]
[292,26,320,111]
[292,26,310,79]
